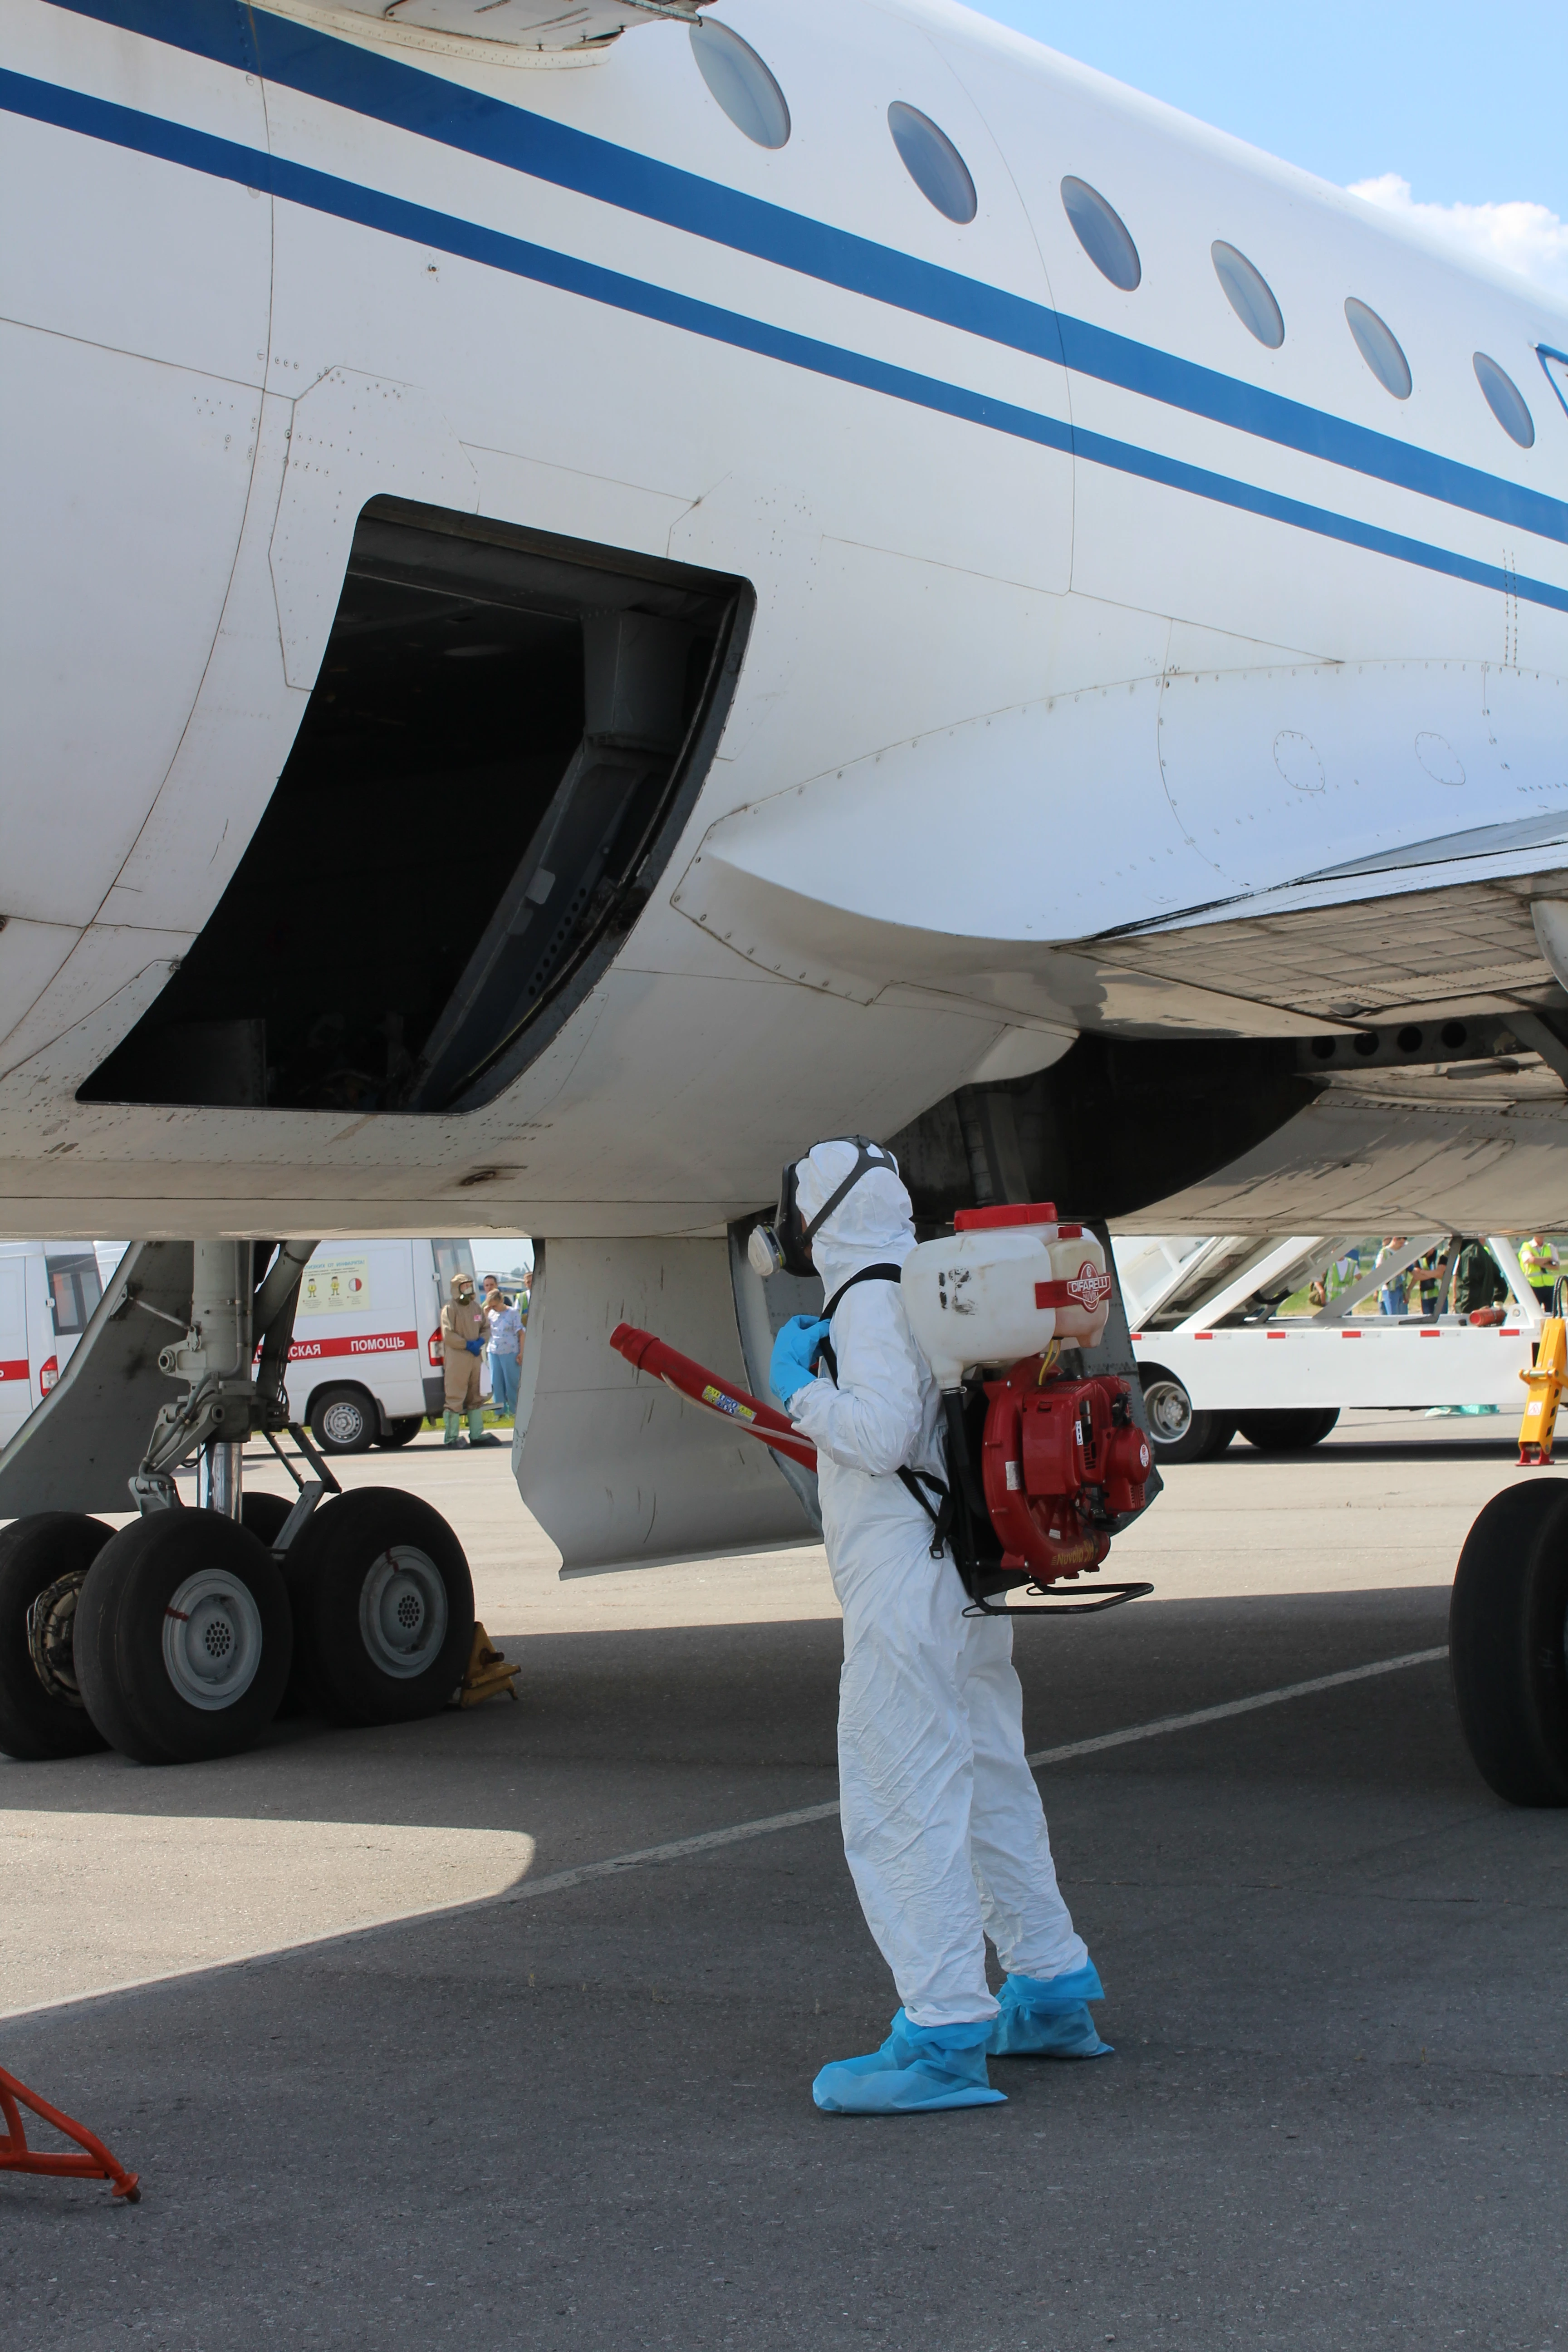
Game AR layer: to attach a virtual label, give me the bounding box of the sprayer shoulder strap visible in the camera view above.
[814,1264,953,1558]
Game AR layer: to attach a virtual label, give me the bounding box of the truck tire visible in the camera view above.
[309,1386,377,1455]
[1237,1408,1341,1452]
[0,1513,113,1761]
[377,1416,424,1450]
[1450,1483,1568,1806]
[284,1487,473,1727]
[75,1512,293,1766]
[1138,1367,1237,1464]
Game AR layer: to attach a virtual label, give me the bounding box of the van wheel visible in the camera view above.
[0,1514,114,1760]
[378,1416,424,1450]
[284,1487,473,1727]
[1237,1408,1341,1451]
[1450,1483,1568,1806]
[309,1386,377,1455]
[1138,1367,1237,1464]
[75,1513,293,1765]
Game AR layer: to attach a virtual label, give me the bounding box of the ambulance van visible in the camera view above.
[0,1241,106,1448]
[280,1238,478,1453]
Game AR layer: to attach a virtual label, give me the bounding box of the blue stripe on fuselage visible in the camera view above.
[4,67,1565,619]
[39,0,1568,552]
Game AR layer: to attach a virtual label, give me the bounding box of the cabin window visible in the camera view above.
[1344,297,1411,398]
[688,21,790,150]
[1473,352,1535,448]
[1211,241,1284,348]
[887,103,976,225]
[1060,177,1141,291]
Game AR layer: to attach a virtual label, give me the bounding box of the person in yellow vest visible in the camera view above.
[440,1271,500,1448]
[1519,1235,1562,1310]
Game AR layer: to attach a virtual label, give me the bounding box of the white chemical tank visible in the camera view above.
[902,1204,1113,1390]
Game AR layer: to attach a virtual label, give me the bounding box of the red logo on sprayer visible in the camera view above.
[1034,1261,1113,1314]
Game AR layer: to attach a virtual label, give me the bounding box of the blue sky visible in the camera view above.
[966,1,1564,221]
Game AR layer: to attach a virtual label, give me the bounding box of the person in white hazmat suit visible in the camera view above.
[764,1139,1110,2115]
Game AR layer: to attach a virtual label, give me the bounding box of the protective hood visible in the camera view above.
[451,1274,475,1300]
[795,1139,917,1304]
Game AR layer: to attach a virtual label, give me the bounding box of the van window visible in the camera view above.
[433,1240,476,1300]
[46,1251,103,1336]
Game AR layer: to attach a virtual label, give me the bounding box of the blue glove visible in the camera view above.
[465,1338,483,1356]
[769,1315,829,1407]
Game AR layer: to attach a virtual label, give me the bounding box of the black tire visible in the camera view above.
[377,1416,424,1450]
[241,1491,294,1548]
[284,1486,473,1728]
[309,1385,377,1455]
[1138,1367,1237,1465]
[1450,1483,1568,1806]
[75,1512,293,1766]
[0,1514,114,1761]
[1236,1408,1341,1452]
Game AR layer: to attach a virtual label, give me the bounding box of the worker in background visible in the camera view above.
[769,1139,1110,2116]
[1519,1235,1562,1310]
[1375,1237,1408,1316]
[1450,1237,1509,1319]
[440,1270,498,1449]
[481,1274,524,1419]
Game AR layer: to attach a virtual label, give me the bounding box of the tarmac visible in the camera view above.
[2,1413,1565,2351]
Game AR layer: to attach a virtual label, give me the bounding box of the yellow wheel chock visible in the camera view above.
[1518,1318,1567,1465]
[458,1621,521,1707]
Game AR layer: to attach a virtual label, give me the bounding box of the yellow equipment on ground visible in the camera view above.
[1517,1318,1567,1465]
[458,1622,521,1707]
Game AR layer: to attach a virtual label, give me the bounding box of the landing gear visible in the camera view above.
[1138,1367,1236,1464]
[1237,1407,1340,1451]
[74,1511,293,1766]
[283,1488,473,1726]
[1450,1483,1568,1806]
[0,1514,113,1760]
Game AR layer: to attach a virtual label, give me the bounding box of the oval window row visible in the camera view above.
[689,20,1542,455]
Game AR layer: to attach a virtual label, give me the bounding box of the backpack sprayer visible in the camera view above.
[611,1196,1155,1618]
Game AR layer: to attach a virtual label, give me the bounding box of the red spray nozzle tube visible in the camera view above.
[609,1323,818,1473]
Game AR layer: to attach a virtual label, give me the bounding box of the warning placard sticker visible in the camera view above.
[297,1256,372,1316]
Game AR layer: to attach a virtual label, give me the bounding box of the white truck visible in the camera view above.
[1116,1233,1543,1462]
[0,1242,107,1447]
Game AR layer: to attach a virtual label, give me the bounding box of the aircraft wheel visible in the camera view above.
[1237,1408,1341,1451]
[75,1513,293,1766]
[0,1514,114,1761]
[1138,1367,1237,1464]
[309,1385,377,1455]
[283,1487,473,1727]
[1450,1483,1568,1807]
[377,1416,424,1450]
[241,1492,293,1548]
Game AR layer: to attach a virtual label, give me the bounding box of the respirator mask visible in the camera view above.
[746,1137,900,1279]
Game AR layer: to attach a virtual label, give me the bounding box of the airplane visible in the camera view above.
[0,0,1564,1799]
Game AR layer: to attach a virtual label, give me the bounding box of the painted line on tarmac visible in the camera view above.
[503,1646,1450,1906]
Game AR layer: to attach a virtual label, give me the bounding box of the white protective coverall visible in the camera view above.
[785,1142,1089,2029]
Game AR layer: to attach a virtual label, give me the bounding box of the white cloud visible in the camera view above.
[1348,173,1568,299]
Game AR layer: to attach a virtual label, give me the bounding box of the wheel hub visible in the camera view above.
[161,1569,264,1710]
[1143,1379,1192,1442]
[321,1397,368,1447]
[359,1547,448,1678]
[26,1574,88,1707]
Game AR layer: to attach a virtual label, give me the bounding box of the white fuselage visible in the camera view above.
[2,0,1564,1240]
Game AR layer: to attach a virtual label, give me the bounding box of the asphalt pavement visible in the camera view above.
[2,1415,1565,2352]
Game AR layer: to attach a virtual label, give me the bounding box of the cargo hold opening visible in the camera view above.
[82,500,750,1115]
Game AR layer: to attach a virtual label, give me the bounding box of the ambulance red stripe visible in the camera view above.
[287,1331,418,1362]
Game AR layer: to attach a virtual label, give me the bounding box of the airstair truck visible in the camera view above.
[1117,1234,1541,1463]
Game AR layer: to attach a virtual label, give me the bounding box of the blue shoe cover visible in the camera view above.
[986,1963,1113,2058]
[813,2011,1006,2113]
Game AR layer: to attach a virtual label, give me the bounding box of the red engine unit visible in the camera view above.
[980,1358,1152,1583]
